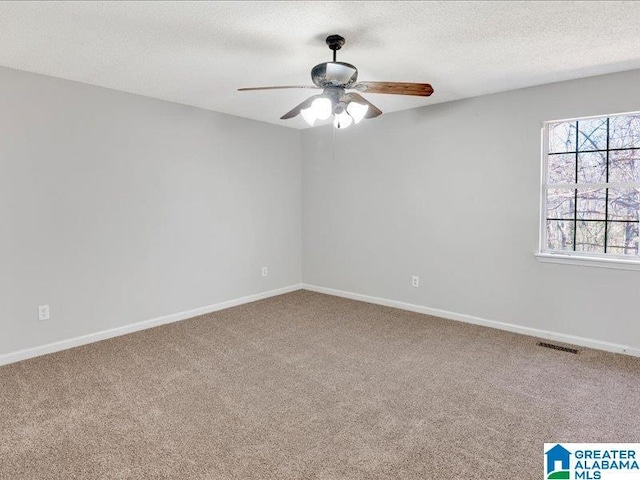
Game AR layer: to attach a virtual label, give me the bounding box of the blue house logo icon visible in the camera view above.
[545,444,572,479]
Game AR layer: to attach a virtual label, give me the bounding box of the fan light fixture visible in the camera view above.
[346,102,368,124]
[300,97,332,126]
[301,98,368,128]
[334,110,353,129]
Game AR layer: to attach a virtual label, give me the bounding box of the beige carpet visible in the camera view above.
[1,290,639,479]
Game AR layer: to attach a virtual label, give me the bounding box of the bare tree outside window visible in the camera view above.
[544,113,640,257]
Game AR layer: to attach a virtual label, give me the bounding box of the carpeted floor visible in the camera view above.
[1,290,639,479]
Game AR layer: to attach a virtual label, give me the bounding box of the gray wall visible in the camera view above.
[3,64,639,358]
[0,67,302,356]
[302,69,640,351]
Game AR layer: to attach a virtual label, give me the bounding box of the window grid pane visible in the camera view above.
[545,113,640,257]
[604,118,610,252]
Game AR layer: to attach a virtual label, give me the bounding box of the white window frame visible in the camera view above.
[535,110,640,271]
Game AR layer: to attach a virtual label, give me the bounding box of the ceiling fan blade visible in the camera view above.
[351,81,433,97]
[238,85,319,92]
[280,95,321,120]
[342,92,382,118]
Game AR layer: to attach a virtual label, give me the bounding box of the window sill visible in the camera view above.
[535,253,640,271]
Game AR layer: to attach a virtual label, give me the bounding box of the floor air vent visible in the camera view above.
[537,342,579,354]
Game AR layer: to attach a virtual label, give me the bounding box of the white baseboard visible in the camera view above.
[4,282,637,367]
[302,284,640,358]
[0,284,303,367]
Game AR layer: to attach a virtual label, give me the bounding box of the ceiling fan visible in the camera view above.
[238,35,434,129]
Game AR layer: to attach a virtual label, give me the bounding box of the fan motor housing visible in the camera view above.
[311,62,358,88]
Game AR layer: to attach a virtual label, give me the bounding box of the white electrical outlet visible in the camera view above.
[38,305,50,321]
[411,276,420,288]
[262,266,268,277]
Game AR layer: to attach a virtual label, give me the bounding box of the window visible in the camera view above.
[539,112,640,268]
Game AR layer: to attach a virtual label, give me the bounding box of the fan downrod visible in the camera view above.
[326,34,345,61]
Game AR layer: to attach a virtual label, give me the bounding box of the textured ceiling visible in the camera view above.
[1,1,640,129]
